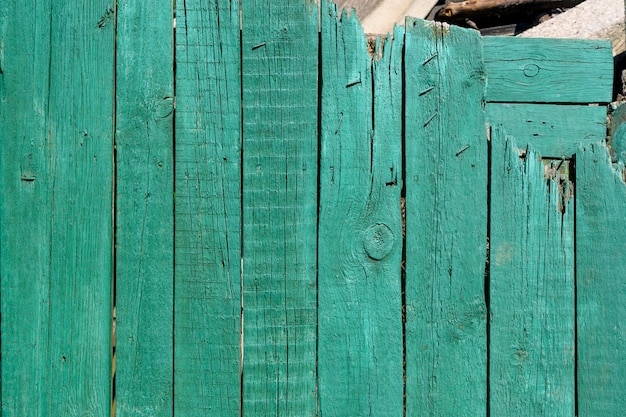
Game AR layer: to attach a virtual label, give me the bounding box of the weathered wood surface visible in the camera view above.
[483,37,613,103]
[489,129,575,416]
[2,3,624,415]
[486,103,607,157]
[404,19,488,416]
[174,0,242,414]
[241,0,319,415]
[115,1,174,415]
[0,0,114,415]
[318,4,404,416]
[577,138,626,416]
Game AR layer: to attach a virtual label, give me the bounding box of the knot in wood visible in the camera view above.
[523,64,540,78]
[363,223,394,260]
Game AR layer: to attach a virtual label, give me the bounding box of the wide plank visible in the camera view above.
[174,0,242,414]
[489,128,575,416]
[486,103,606,157]
[0,0,114,414]
[318,4,404,415]
[115,1,174,415]
[404,18,488,416]
[241,0,319,414]
[576,140,626,416]
[483,37,613,104]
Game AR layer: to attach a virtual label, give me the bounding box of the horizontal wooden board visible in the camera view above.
[486,103,607,157]
[483,37,613,103]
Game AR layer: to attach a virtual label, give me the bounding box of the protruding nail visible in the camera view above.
[419,86,435,96]
[423,52,438,66]
[424,111,438,127]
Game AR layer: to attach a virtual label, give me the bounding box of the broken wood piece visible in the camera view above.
[436,0,585,25]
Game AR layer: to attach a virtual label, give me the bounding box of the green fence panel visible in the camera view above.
[1,2,623,415]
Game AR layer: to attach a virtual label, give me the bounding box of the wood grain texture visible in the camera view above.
[0,0,114,415]
[241,0,319,415]
[404,18,488,416]
[486,104,607,157]
[318,4,404,415]
[483,37,613,104]
[115,0,173,415]
[577,141,626,416]
[174,0,242,414]
[489,128,575,416]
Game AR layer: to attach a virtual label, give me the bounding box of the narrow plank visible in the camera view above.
[489,128,575,416]
[115,0,173,415]
[0,0,114,415]
[404,18,488,416]
[577,140,626,415]
[174,0,242,414]
[486,103,607,157]
[241,0,319,415]
[483,37,613,103]
[318,4,403,415]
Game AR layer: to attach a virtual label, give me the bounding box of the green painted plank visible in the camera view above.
[609,102,626,163]
[174,0,242,414]
[404,19,488,416]
[0,0,114,415]
[486,103,607,158]
[115,0,173,415]
[489,128,575,416]
[241,0,319,415]
[483,37,613,104]
[318,5,403,416]
[577,140,626,415]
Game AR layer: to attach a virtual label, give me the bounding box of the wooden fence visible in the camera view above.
[1,0,624,415]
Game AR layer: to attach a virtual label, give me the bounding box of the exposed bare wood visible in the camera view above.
[436,0,585,24]
[361,0,439,34]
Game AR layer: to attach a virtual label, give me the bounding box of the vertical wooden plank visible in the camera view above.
[489,129,575,416]
[0,1,53,412]
[175,0,242,414]
[318,4,403,415]
[241,0,318,414]
[0,0,114,415]
[404,19,488,416]
[577,141,626,415]
[115,0,173,415]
